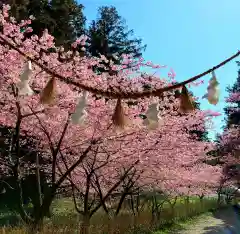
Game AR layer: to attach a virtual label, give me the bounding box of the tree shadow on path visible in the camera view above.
[203,206,240,234]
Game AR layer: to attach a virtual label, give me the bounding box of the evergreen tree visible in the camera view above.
[87,6,146,74]
[1,0,86,47]
[1,0,54,32]
[50,0,86,47]
[224,61,240,127]
[210,62,240,174]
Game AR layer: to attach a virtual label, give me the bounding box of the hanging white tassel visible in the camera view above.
[143,103,161,130]
[20,61,32,81]
[17,80,34,96]
[202,71,220,105]
[17,61,34,96]
[71,91,88,125]
[0,187,6,194]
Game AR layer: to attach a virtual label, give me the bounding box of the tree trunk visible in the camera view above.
[170,204,175,219]
[36,153,42,207]
[107,214,115,234]
[28,189,55,233]
[80,214,90,234]
[217,192,221,207]
[27,218,44,234]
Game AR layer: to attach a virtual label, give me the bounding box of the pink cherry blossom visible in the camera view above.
[0,5,223,225]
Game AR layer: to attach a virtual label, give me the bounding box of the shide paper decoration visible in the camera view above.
[15,60,224,129]
[202,71,220,105]
[143,103,162,130]
[1,33,238,101]
[14,55,225,130]
[71,91,88,125]
[180,85,195,112]
[40,77,56,104]
[7,33,238,129]
[17,61,34,96]
[112,98,126,128]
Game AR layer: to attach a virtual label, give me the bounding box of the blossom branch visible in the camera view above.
[0,35,239,99]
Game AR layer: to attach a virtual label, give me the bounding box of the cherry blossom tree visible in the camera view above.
[0,4,223,233]
[217,92,240,185]
[65,100,222,233]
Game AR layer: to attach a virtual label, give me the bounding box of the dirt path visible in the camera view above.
[178,207,240,233]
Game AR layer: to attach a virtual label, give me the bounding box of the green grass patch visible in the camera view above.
[153,212,213,234]
[0,196,226,233]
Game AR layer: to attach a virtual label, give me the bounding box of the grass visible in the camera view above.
[0,196,225,233]
[153,212,213,234]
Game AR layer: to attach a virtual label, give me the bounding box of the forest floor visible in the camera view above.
[175,207,240,234]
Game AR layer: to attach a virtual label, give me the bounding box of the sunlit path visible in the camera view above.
[178,207,240,234]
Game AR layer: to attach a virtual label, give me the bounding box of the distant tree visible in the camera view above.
[0,0,86,47]
[210,62,240,183]
[50,0,86,47]
[87,6,146,74]
[224,61,240,128]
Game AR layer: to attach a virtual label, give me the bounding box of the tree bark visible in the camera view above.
[28,219,44,234]
[80,214,90,234]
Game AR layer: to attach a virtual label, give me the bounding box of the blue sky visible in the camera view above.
[79,0,240,138]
